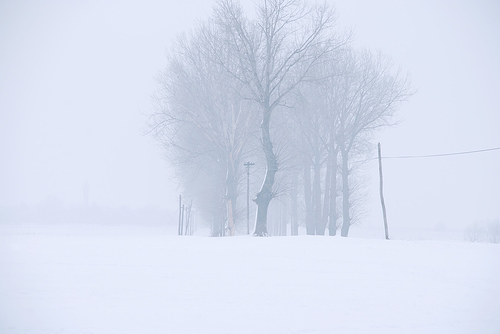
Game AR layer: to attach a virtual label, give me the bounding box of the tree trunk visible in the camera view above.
[303,158,315,235]
[290,171,299,236]
[253,110,277,236]
[225,161,238,236]
[280,201,287,236]
[254,196,271,236]
[321,155,332,235]
[312,155,324,235]
[340,148,350,237]
[226,199,235,236]
[328,148,338,236]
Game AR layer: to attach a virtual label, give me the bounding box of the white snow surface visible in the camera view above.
[1,224,499,334]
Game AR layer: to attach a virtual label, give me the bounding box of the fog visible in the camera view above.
[1,0,499,237]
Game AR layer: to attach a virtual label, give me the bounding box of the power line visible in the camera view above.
[382,146,500,160]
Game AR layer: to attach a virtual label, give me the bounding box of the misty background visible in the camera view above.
[1,0,499,236]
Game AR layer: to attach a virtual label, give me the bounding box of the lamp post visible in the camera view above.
[244,162,255,234]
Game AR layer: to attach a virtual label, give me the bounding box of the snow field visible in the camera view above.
[1,224,499,333]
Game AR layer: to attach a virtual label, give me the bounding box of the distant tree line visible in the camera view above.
[149,0,412,237]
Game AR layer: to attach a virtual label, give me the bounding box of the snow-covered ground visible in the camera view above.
[1,223,499,334]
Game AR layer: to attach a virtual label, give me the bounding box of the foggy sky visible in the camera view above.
[1,0,499,233]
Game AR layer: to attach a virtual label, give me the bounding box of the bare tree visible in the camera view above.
[288,51,348,236]
[291,48,411,237]
[149,1,411,239]
[211,0,344,236]
[150,24,259,236]
[292,81,331,235]
[334,49,412,237]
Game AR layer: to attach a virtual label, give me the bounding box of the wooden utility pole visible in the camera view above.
[378,143,390,240]
[244,162,255,235]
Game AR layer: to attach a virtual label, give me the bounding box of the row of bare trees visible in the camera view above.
[149,0,412,237]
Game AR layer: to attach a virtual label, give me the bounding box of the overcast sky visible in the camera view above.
[1,0,499,233]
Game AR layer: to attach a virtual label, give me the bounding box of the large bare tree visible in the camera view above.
[334,49,412,237]
[289,48,411,237]
[291,54,345,236]
[150,24,259,236]
[211,0,344,235]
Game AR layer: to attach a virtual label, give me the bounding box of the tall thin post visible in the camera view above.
[244,162,255,234]
[181,204,185,236]
[378,143,389,240]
